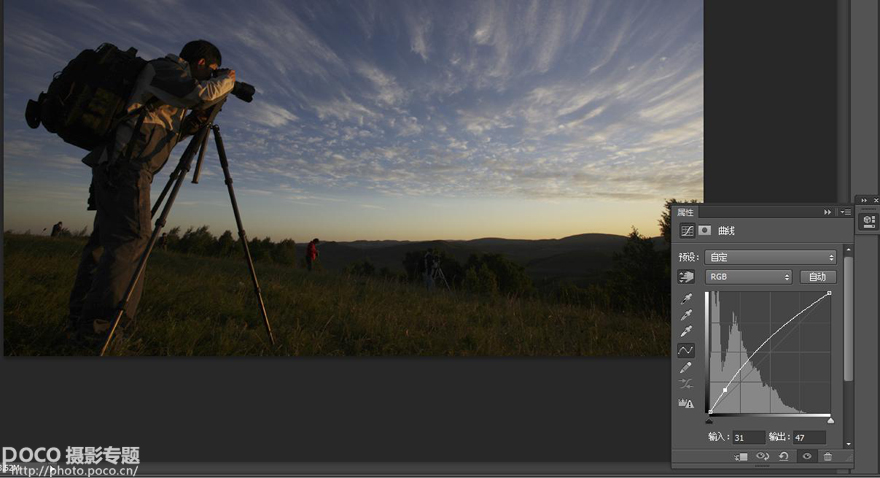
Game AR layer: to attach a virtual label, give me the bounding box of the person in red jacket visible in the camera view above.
[306,238,320,272]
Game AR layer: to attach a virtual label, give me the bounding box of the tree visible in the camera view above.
[606,227,668,314]
[402,250,426,281]
[166,226,182,251]
[179,225,215,255]
[247,237,273,262]
[215,230,236,257]
[271,239,297,265]
[465,253,534,297]
[463,263,498,295]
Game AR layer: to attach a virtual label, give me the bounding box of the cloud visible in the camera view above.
[448,138,468,150]
[532,3,566,73]
[229,3,347,82]
[457,110,514,136]
[3,139,42,158]
[3,17,76,66]
[397,116,422,137]
[240,188,273,196]
[643,117,703,148]
[313,94,380,125]
[354,61,409,107]
[240,101,299,127]
[637,70,704,123]
[4,179,88,203]
[405,6,432,61]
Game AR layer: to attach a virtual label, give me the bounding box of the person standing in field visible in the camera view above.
[306,238,320,272]
[423,249,437,291]
[67,40,235,343]
[50,221,64,237]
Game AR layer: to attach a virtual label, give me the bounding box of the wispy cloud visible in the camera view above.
[354,61,409,107]
[404,4,432,61]
[312,94,380,125]
[238,101,299,128]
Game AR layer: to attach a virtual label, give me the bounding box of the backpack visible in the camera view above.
[25,43,147,151]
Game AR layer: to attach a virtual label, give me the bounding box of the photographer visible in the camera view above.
[423,249,437,291]
[68,40,235,343]
[50,221,63,237]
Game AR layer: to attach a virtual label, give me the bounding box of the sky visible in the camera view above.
[3,0,703,242]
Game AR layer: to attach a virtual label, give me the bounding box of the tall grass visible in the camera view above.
[3,234,669,356]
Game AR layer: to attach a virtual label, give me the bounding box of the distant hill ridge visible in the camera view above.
[295,232,665,289]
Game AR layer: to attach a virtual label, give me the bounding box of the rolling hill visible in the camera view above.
[296,233,667,289]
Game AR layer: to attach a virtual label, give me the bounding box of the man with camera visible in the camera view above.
[68,40,236,343]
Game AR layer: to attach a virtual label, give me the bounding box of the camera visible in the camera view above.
[213,69,255,103]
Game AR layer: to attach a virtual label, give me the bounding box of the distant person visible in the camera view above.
[50,221,63,237]
[307,238,320,272]
[158,232,168,251]
[423,249,437,291]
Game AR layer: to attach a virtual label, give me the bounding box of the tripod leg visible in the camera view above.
[211,125,277,346]
[99,126,209,356]
[439,269,451,291]
[191,129,211,184]
[151,160,186,218]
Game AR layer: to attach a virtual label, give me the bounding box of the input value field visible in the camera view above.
[704,250,837,265]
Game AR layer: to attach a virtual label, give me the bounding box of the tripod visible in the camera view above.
[430,262,451,291]
[100,98,276,356]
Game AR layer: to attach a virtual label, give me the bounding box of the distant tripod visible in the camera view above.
[430,261,451,291]
[100,98,276,355]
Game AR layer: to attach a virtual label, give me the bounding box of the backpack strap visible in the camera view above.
[116,97,160,164]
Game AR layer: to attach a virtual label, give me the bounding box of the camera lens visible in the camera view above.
[231,82,255,103]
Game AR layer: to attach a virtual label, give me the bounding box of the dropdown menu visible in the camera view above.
[705,269,794,285]
[704,250,837,265]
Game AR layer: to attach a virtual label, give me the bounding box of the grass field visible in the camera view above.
[3,234,670,356]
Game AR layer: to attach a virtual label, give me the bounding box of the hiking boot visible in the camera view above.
[67,314,134,352]
[92,318,112,334]
[68,318,114,347]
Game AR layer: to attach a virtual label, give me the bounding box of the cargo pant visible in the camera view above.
[69,123,178,331]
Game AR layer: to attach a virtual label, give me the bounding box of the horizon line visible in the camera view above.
[4,228,665,244]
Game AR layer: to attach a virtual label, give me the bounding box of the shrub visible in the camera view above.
[178,225,215,255]
[346,259,376,277]
[271,238,297,266]
[464,253,534,297]
[216,230,237,257]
